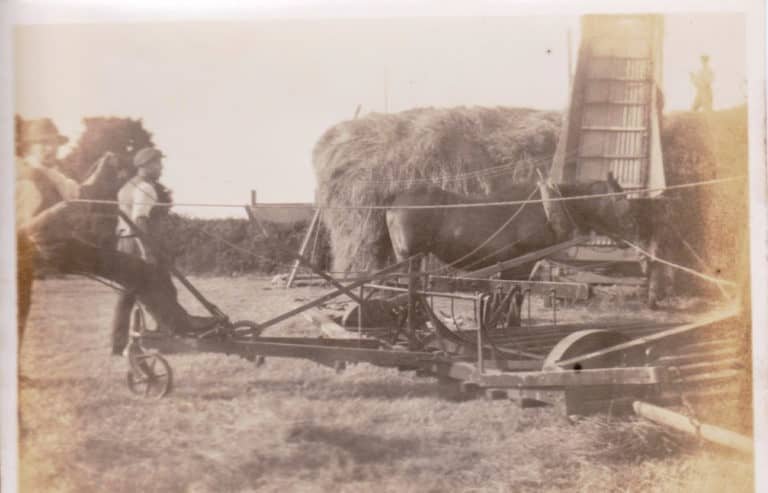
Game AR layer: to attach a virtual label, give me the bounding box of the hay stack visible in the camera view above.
[659,106,749,297]
[313,104,749,297]
[312,107,561,272]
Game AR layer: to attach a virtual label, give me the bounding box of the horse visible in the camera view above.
[21,152,128,243]
[384,172,638,273]
[16,152,129,356]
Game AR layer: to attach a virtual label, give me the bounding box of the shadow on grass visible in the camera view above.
[285,423,422,463]
[172,376,444,402]
[235,423,430,486]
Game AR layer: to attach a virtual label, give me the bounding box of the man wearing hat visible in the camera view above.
[690,54,714,112]
[16,124,217,360]
[16,118,80,227]
[114,147,170,261]
[16,118,88,345]
[111,147,181,355]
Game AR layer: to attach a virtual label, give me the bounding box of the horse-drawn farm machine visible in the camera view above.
[122,13,752,454]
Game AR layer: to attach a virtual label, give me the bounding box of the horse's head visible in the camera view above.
[79,152,133,200]
[578,173,639,243]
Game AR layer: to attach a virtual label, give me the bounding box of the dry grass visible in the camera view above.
[20,277,753,493]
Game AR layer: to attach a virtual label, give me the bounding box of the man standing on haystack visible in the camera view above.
[690,54,714,112]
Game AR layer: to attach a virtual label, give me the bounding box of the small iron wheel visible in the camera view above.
[126,351,173,399]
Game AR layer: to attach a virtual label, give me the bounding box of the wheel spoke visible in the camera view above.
[126,351,172,398]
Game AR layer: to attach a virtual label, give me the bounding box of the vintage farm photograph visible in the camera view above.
[13,11,755,493]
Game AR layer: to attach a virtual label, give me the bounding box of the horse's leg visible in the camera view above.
[385,211,412,265]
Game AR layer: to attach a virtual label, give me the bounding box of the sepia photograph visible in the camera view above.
[3,1,766,492]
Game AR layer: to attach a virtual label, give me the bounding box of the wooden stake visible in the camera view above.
[287,209,321,288]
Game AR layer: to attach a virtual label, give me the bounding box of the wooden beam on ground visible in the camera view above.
[464,236,588,279]
[436,361,666,387]
[633,401,753,455]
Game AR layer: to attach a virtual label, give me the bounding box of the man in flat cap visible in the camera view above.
[690,54,714,112]
[111,147,205,355]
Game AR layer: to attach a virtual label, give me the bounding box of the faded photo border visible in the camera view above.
[1,0,766,492]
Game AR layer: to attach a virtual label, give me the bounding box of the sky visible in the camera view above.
[14,13,747,217]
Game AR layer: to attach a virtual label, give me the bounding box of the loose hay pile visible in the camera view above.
[313,104,749,298]
[659,106,749,298]
[312,107,561,272]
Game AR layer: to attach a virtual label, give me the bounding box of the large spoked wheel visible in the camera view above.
[126,349,174,399]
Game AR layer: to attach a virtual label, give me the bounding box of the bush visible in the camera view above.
[160,214,330,276]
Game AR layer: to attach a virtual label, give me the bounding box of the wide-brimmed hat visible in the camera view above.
[133,147,165,167]
[20,118,69,145]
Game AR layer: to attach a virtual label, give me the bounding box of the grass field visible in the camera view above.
[19,277,753,493]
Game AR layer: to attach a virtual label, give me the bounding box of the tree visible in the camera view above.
[56,117,156,247]
[61,117,155,181]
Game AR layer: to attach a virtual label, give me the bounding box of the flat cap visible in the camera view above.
[133,147,165,167]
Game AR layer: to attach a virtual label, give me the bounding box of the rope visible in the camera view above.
[355,151,558,185]
[426,186,539,274]
[359,161,521,185]
[76,272,128,293]
[355,146,575,186]
[621,239,737,287]
[428,220,552,276]
[195,226,298,271]
[66,175,746,211]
